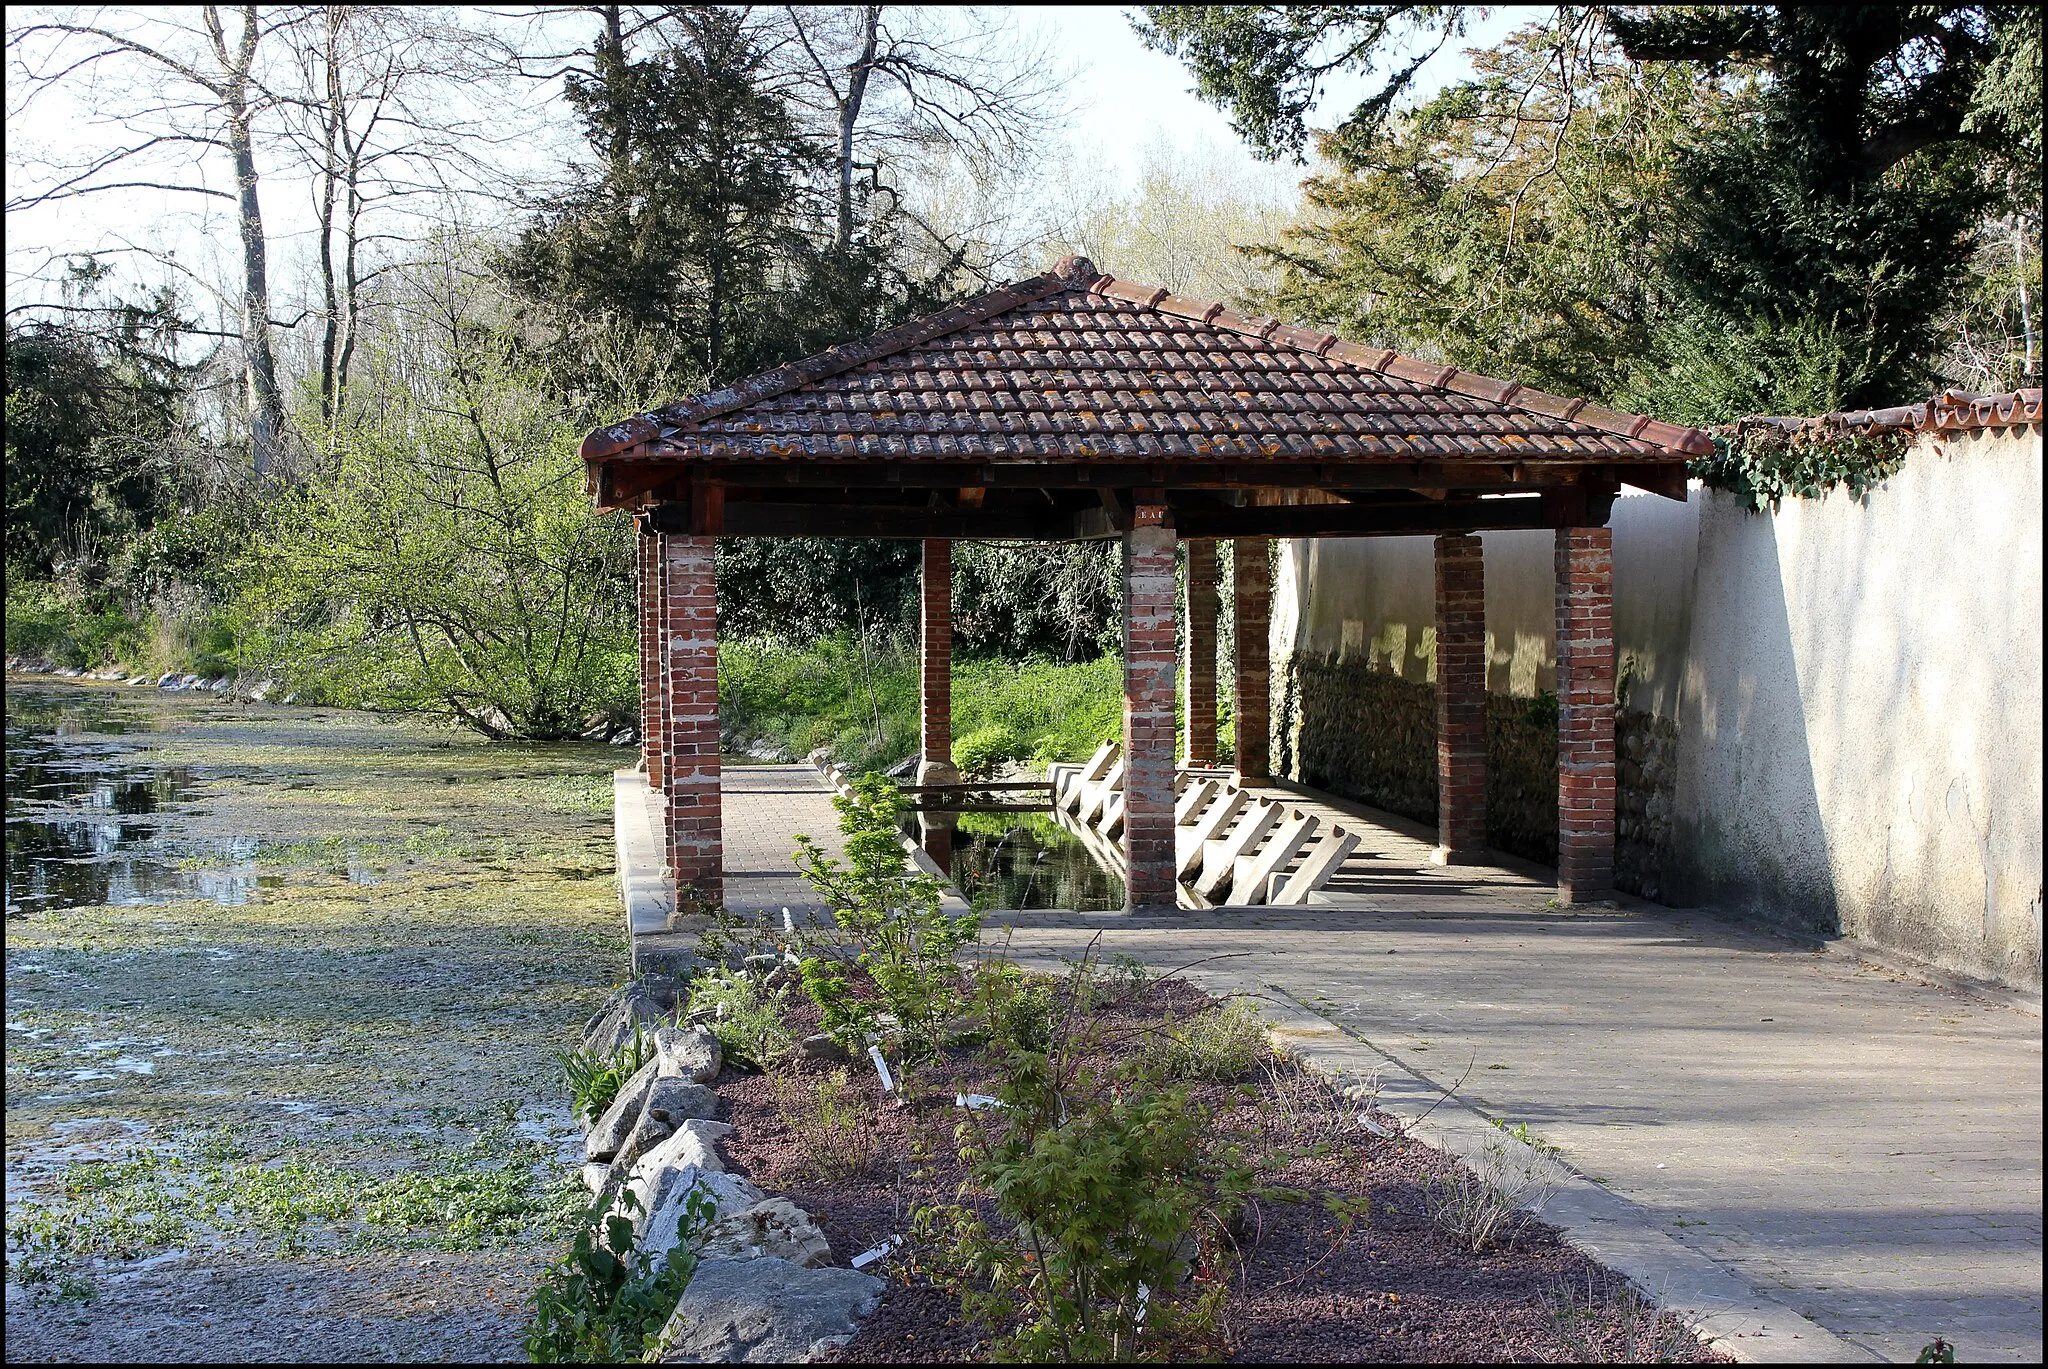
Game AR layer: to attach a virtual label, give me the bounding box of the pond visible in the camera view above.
[4,685,268,917]
[911,807,1124,911]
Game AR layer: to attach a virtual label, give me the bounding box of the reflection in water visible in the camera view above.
[910,808,1124,911]
[4,684,261,916]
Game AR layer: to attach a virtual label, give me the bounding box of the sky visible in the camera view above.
[3,4,1533,332]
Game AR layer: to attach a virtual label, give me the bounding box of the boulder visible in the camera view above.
[612,1107,677,1175]
[582,981,671,1056]
[654,1025,722,1084]
[635,1166,765,1268]
[656,1257,883,1363]
[581,1162,612,1195]
[696,1197,833,1268]
[797,1033,853,1066]
[586,1059,661,1162]
[606,1077,721,1171]
[622,1120,740,1250]
[644,1077,719,1126]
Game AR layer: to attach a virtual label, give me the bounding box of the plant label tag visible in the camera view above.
[954,1092,1005,1110]
[1357,1112,1391,1137]
[849,1235,901,1269]
[867,1044,895,1093]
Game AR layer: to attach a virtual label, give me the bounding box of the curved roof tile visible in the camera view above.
[582,256,1714,465]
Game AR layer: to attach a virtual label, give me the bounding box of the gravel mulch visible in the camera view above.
[705,974,1730,1364]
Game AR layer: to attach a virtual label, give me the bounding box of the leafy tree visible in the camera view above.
[1145,4,2044,418]
[953,542,1122,662]
[4,275,189,581]
[1609,4,2042,416]
[500,6,829,394]
[1249,17,1702,402]
[233,247,636,739]
[716,538,918,642]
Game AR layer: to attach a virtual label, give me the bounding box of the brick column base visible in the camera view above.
[1556,526,1615,901]
[1232,538,1271,782]
[660,533,721,910]
[1124,515,1179,910]
[1433,532,1488,863]
[1183,539,1219,767]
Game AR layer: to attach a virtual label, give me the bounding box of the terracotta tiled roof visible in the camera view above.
[1727,388,2044,437]
[581,256,1712,465]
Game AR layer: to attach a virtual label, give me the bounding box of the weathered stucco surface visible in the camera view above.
[1272,427,2043,988]
[1669,426,2043,988]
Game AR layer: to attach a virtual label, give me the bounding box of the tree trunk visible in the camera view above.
[836,7,880,250]
[214,5,283,475]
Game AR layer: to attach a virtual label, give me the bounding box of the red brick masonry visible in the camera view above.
[1555,527,1615,900]
[1183,539,1219,767]
[1434,533,1488,860]
[1233,540,1271,783]
[637,525,665,788]
[1124,517,1179,909]
[660,533,722,907]
[921,539,953,772]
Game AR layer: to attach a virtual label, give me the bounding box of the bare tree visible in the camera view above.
[269,5,528,424]
[9,5,295,473]
[767,5,1065,256]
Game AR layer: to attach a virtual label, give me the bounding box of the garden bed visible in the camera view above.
[694,968,1728,1365]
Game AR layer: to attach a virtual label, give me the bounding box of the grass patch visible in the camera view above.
[719,633,1123,774]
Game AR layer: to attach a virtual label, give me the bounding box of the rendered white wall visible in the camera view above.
[1669,426,2043,987]
[1273,427,2044,987]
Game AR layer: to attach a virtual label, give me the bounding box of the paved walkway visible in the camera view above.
[682,766,2043,1361]
[720,764,846,917]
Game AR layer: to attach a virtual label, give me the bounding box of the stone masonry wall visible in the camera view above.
[1615,708,1679,902]
[1277,651,1567,868]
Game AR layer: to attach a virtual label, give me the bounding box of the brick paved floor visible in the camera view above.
[719,770,2043,1363]
[719,764,846,918]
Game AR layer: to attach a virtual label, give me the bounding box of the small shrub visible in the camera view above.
[1258,1061,1355,1148]
[687,965,796,1071]
[770,1067,881,1183]
[795,772,979,1064]
[916,951,1250,1363]
[559,1023,656,1124]
[524,1184,714,1363]
[1143,998,1270,1082]
[1423,1135,1569,1253]
[954,723,1022,781]
[1542,1275,1705,1363]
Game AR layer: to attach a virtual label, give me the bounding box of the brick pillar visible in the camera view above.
[1124,511,1179,910]
[1433,533,1488,863]
[1232,538,1271,782]
[659,533,722,909]
[917,539,957,783]
[1182,539,1219,767]
[1555,526,1615,901]
[917,539,957,865]
[637,523,664,787]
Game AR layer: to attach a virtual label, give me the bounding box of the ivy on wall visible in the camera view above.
[1689,422,1910,513]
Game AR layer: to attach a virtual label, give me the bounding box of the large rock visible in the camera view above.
[636,1166,765,1269]
[612,1107,677,1175]
[621,1119,735,1224]
[582,981,673,1056]
[607,1078,720,1171]
[655,1026,723,1084]
[586,1059,661,1162]
[657,1257,883,1363]
[644,1077,719,1126]
[696,1197,833,1268]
